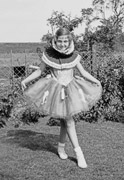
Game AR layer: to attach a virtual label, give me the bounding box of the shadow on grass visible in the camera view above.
[1,129,78,164]
[2,129,59,154]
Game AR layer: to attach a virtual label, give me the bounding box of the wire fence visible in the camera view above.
[0,51,43,116]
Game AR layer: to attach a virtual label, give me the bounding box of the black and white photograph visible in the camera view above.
[0,0,124,179]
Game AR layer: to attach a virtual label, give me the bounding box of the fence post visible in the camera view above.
[10,49,13,92]
[24,49,28,77]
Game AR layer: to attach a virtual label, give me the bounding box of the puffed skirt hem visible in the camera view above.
[23,76,102,123]
[23,91,102,123]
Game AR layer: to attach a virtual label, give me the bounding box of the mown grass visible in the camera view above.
[0,118,124,180]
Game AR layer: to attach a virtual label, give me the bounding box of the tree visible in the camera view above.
[81,0,124,51]
[47,11,83,34]
[92,0,124,34]
[41,11,83,46]
[41,32,53,44]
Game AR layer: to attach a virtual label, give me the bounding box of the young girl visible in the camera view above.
[21,27,102,169]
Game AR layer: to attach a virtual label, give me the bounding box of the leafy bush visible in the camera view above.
[0,94,14,128]
[0,76,45,128]
[79,49,124,123]
[47,117,60,126]
[10,102,46,128]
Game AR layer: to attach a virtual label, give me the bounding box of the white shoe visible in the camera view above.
[58,142,68,160]
[74,146,88,168]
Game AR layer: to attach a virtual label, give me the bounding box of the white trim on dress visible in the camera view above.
[42,52,81,69]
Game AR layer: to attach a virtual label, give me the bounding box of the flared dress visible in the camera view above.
[24,47,102,120]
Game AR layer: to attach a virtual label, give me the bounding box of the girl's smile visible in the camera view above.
[56,35,70,51]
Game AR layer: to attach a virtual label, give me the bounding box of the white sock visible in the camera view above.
[58,142,68,160]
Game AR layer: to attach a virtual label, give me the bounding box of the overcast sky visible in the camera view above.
[0,0,93,42]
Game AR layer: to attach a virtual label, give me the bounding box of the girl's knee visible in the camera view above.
[66,119,75,128]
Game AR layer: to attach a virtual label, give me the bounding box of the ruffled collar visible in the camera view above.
[42,46,81,69]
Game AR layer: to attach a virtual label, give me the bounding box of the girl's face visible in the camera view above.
[56,35,70,51]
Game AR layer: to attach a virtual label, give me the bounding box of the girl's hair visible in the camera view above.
[55,27,72,41]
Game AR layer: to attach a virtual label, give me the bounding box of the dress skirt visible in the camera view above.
[24,75,102,121]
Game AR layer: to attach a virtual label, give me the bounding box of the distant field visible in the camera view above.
[0,53,41,66]
[0,43,46,77]
[0,42,46,53]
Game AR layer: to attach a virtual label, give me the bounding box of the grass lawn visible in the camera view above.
[0,118,124,180]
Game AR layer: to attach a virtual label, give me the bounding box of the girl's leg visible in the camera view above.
[66,118,79,148]
[58,119,68,160]
[59,119,67,144]
[66,118,87,168]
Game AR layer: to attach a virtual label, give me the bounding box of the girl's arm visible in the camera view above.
[76,61,100,85]
[22,68,41,83]
[21,61,46,90]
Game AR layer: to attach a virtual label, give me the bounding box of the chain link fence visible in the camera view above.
[0,51,43,119]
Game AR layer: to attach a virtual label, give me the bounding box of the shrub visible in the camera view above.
[79,49,124,123]
[0,94,13,128]
[10,102,46,128]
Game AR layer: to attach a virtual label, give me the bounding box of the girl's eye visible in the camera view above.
[57,40,69,43]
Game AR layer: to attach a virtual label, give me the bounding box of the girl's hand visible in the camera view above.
[21,80,27,91]
[94,80,101,86]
